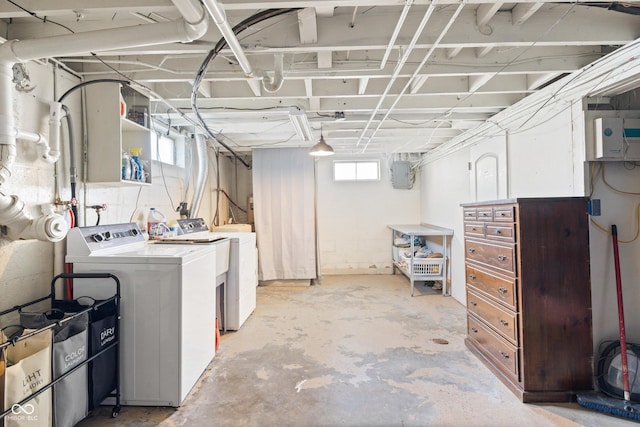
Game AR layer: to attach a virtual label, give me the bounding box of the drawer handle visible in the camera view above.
[500,319,509,327]
[481,212,489,216]
[497,255,507,261]
[496,229,502,234]
[469,274,476,280]
[500,212,506,217]
[471,327,478,333]
[470,301,477,306]
[471,227,477,231]
[499,351,510,359]
[468,248,476,254]
[498,287,507,295]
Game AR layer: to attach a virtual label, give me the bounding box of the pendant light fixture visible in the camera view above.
[309,127,334,157]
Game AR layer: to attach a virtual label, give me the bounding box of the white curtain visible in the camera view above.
[252,148,317,280]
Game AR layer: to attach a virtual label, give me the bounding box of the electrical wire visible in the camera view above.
[220,189,247,214]
[190,8,300,170]
[58,78,130,103]
[600,162,640,196]
[5,0,75,33]
[590,204,640,243]
[588,161,640,243]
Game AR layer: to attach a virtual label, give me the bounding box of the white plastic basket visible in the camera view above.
[402,256,444,276]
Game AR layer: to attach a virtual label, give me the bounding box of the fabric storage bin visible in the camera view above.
[87,301,117,410]
[1,327,52,427]
[19,309,89,427]
[52,298,118,411]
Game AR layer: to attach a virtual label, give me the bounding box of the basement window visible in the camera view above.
[150,131,186,168]
[333,160,380,181]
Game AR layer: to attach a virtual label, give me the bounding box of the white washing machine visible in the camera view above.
[162,219,257,330]
[65,223,218,407]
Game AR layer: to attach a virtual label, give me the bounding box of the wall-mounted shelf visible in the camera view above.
[85,83,152,186]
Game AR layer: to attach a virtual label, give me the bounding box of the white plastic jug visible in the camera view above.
[146,208,167,239]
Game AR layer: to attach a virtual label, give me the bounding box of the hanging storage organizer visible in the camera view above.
[0,273,122,425]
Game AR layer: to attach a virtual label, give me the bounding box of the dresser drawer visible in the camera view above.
[465,266,516,310]
[468,315,519,381]
[485,223,515,242]
[463,208,477,221]
[464,222,484,238]
[467,289,518,344]
[477,208,493,221]
[465,239,516,276]
[493,206,515,222]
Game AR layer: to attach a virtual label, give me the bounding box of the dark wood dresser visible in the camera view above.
[461,198,593,402]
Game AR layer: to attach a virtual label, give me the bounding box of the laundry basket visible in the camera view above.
[402,256,444,277]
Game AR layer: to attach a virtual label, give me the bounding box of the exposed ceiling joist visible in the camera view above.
[0,1,635,154]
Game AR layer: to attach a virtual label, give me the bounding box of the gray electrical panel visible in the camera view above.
[391,161,411,189]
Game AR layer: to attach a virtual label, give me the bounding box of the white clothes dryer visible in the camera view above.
[161,219,257,330]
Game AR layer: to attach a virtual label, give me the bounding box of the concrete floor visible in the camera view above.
[79,275,636,426]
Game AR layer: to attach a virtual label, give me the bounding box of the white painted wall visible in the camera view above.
[0,61,227,317]
[420,98,640,352]
[420,148,471,302]
[0,61,80,316]
[316,155,421,275]
[508,107,581,197]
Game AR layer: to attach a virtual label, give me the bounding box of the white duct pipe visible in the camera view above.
[203,0,255,78]
[0,20,206,63]
[0,62,15,184]
[189,134,208,219]
[202,0,283,92]
[263,53,284,93]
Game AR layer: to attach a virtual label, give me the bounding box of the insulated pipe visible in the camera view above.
[189,134,208,219]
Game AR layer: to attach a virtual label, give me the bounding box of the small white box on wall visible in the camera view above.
[594,117,640,161]
[595,117,624,159]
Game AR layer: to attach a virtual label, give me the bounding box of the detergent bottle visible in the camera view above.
[130,147,143,182]
[147,208,167,239]
[121,150,132,180]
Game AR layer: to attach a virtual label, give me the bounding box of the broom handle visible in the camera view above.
[612,224,631,402]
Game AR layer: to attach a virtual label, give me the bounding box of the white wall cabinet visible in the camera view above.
[85,83,152,185]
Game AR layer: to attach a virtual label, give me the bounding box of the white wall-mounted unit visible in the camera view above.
[590,114,640,161]
[85,84,153,185]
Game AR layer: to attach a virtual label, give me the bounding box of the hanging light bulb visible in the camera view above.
[309,130,334,157]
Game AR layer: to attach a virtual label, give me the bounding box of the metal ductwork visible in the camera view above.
[189,134,209,219]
